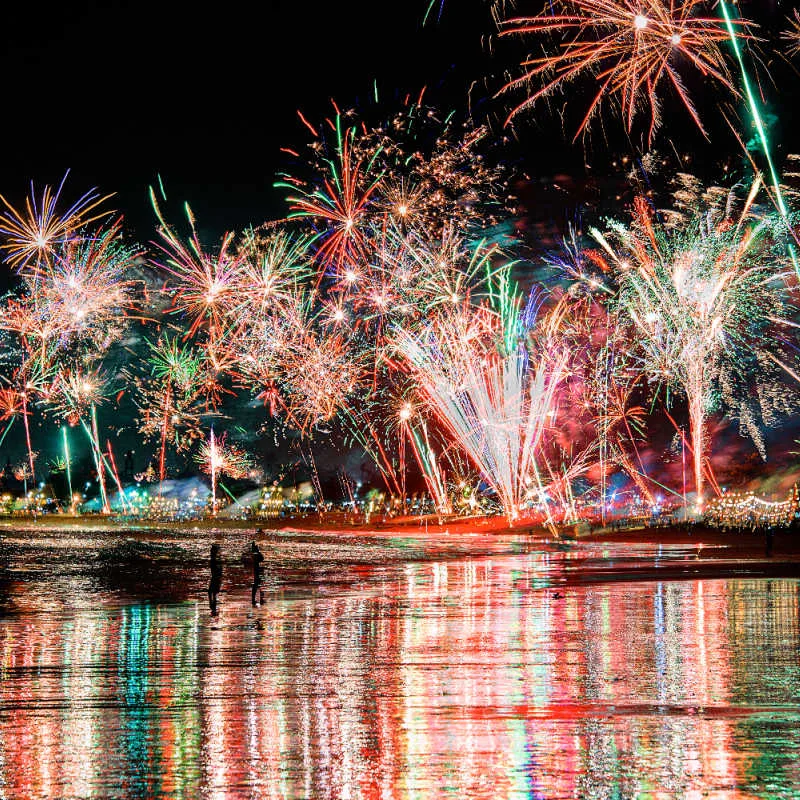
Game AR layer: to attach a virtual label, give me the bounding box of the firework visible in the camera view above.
[278,329,364,434]
[195,429,257,511]
[226,230,318,402]
[317,224,508,501]
[226,269,364,434]
[374,224,504,318]
[44,221,137,352]
[590,182,797,505]
[0,182,139,504]
[393,271,571,521]
[497,0,750,141]
[49,369,107,424]
[0,387,23,422]
[231,229,315,324]
[588,349,655,511]
[546,263,657,517]
[718,0,795,246]
[0,173,112,271]
[48,369,114,511]
[128,336,208,483]
[278,120,381,279]
[153,200,327,435]
[337,386,406,497]
[1,219,137,378]
[62,426,73,508]
[153,199,243,343]
[0,366,53,486]
[277,104,509,285]
[398,403,452,515]
[782,9,800,58]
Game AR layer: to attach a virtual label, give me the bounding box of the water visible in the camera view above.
[1,523,799,798]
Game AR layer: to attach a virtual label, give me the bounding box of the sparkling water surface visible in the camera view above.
[1,523,799,799]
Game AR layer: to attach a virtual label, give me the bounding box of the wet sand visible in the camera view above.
[1,516,798,616]
[3,512,798,575]
[1,520,800,797]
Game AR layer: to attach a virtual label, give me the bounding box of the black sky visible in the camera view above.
[1,1,500,237]
[6,1,800,342]
[3,0,800,239]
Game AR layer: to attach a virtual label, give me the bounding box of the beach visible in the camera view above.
[2,518,800,797]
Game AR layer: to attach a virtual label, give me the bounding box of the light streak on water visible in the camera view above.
[0,526,798,797]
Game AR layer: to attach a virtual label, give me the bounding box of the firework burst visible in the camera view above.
[498,0,750,141]
[783,9,800,58]
[0,173,112,271]
[590,182,797,505]
[279,121,382,279]
[393,272,571,521]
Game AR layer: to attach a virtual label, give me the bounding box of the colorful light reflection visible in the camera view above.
[1,557,799,797]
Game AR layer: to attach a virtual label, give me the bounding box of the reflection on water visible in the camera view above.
[1,530,799,798]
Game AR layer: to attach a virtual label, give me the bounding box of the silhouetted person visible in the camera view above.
[208,543,222,615]
[124,450,135,480]
[250,540,265,606]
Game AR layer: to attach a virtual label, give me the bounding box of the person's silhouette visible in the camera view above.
[208,543,222,615]
[124,450,135,480]
[250,540,265,606]
[766,526,775,558]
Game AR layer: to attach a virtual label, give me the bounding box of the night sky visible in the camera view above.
[2,1,798,234]
[3,0,800,497]
[1,1,496,236]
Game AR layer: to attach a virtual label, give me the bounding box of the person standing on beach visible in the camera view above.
[765,526,775,558]
[250,540,265,606]
[208,544,223,615]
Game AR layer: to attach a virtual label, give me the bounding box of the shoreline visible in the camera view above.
[1,515,798,607]
[1,511,799,555]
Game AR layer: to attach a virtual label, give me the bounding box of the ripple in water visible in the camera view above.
[0,526,799,798]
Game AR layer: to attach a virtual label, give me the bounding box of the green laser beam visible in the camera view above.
[719,1,798,275]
